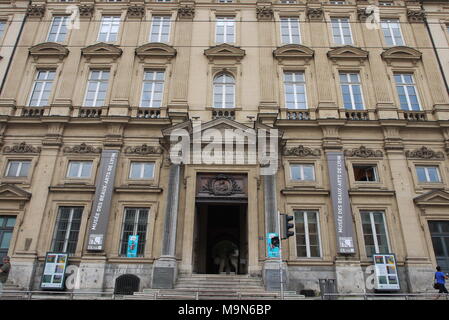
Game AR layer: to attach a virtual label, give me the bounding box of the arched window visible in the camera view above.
[213,73,235,108]
[114,274,140,295]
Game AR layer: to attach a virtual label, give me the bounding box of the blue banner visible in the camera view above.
[127,235,139,258]
[267,233,280,258]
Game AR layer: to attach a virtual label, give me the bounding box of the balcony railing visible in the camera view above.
[345,111,369,121]
[286,110,310,120]
[21,107,45,117]
[136,109,161,119]
[212,109,235,120]
[78,107,103,118]
[402,111,427,121]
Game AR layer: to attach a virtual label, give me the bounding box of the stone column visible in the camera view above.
[152,164,182,289]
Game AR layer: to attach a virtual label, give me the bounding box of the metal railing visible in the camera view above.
[0,290,120,300]
[322,292,449,300]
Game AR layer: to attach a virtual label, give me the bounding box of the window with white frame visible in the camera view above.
[156,0,172,2]
[47,16,69,42]
[5,160,31,177]
[51,206,83,254]
[84,70,110,107]
[280,17,301,44]
[218,0,233,2]
[150,16,171,43]
[353,164,379,182]
[394,74,421,111]
[339,72,365,110]
[361,210,390,257]
[213,73,235,108]
[416,166,441,183]
[129,162,155,180]
[329,1,345,4]
[379,1,394,6]
[290,164,315,181]
[294,210,322,258]
[381,19,404,46]
[28,70,56,107]
[331,18,353,45]
[119,208,149,257]
[66,161,93,179]
[98,16,120,42]
[140,71,165,108]
[280,0,296,3]
[284,71,307,109]
[216,17,235,43]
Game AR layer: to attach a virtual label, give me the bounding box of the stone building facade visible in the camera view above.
[0,0,448,294]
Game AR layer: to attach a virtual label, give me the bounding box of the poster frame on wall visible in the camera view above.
[40,252,69,291]
[372,253,401,291]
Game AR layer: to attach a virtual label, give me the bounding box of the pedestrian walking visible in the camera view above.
[434,266,448,300]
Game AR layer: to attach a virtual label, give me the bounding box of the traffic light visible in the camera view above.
[281,214,295,240]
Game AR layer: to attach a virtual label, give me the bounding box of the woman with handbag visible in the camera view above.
[434,266,449,300]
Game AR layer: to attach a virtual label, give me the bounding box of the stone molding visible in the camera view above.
[405,146,445,160]
[3,142,41,154]
[283,145,321,157]
[344,146,384,158]
[63,143,102,154]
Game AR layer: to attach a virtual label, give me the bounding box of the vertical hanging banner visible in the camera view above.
[127,235,139,258]
[326,151,356,254]
[87,150,119,251]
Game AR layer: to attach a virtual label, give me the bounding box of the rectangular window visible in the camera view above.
[28,70,56,107]
[150,16,171,43]
[47,16,69,42]
[98,16,120,42]
[379,1,394,6]
[140,71,165,108]
[381,19,404,46]
[0,21,5,39]
[330,1,345,4]
[280,17,301,44]
[66,161,93,179]
[129,162,155,180]
[416,166,441,183]
[218,0,233,2]
[84,70,110,107]
[394,74,421,111]
[428,221,449,273]
[280,0,296,3]
[295,210,321,258]
[51,207,83,254]
[361,211,390,257]
[340,72,364,110]
[119,208,149,257]
[353,164,378,182]
[284,71,307,109]
[5,160,31,177]
[156,0,172,2]
[331,18,353,45]
[290,164,315,181]
[216,17,235,44]
[0,216,16,262]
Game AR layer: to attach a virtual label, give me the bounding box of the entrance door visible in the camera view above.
[429,221,449,272]
[194,203,247,274]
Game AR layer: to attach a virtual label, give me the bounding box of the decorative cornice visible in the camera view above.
[27,4,45,18]
[78,4,94,18]
[124,144,163,155]
[406,146,444,160]
[381,46,422,65]
[3,142,41,154]
[135,43,177,61]
[327,45,369,62]
[204,43,246,63]
[307,8,323,21]
[256,6,274,21]
[344,146,383,158]
[63,143,102,154]
[200,174,243,196]
[29,42,69,62]
[127,5,145,18]
[81,42,123,61]
[273,44,314,63]
[283,145,321,157]
[177,4,195,20]
[407,9,426,23]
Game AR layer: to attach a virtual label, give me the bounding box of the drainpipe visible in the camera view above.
[422,1,449,95]
[0,1,30,95]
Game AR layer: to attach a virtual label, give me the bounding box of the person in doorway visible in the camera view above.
[434,265,448,300]
[229,248,239,274]
[213,240,237,275]
[0,256,11,296]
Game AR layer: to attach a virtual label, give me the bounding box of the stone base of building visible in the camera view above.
[151,256,177,289]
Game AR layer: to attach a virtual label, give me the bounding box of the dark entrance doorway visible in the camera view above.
[193,203,248,274]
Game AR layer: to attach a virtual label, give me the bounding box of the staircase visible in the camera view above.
[125,274,305,300]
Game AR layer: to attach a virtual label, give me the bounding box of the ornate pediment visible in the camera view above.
[3,142,41,154]
[414,190,449,207]
[406,146,444,160]
[81,43,123,61]
[135,43,177,62]
[0,184,31,201]
[327,46,369,63]
[63,143,102,154]
[273,44,314,63]
[204,44,246,63]
[124,144,163,155]
[344,146,383,158]
[29,42,69,62]
[381,46,422,65]
[283,145,321,157]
